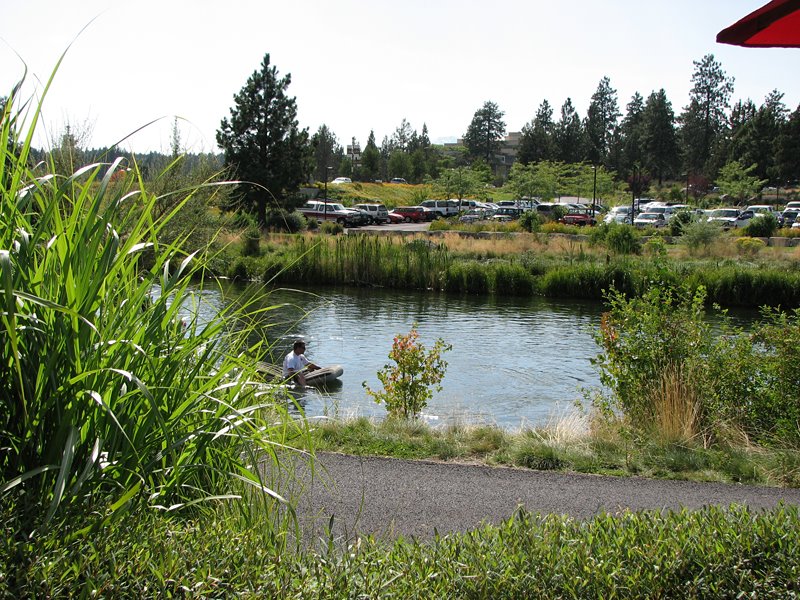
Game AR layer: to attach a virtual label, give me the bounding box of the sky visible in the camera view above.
[2,0,799,154]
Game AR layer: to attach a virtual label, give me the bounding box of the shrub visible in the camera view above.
[643,236,668,258]
[681,220,721,255]
[604,223,641,255]
[735,236,766,257]
[669,210,693,236]
[519,211,541,232]
[594,286,752,436]
[363,325,451,418]
[319,220,344,235]
[241,226,261,256]
[743,213,778,238]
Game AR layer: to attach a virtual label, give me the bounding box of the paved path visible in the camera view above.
[294,452,800,544]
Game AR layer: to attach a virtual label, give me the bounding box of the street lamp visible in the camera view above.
[323,166,332,220]
[591,165,597,218]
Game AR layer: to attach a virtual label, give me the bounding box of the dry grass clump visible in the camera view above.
[649,364,701,445]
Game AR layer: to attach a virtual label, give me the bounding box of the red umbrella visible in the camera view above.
[717,0,800,47]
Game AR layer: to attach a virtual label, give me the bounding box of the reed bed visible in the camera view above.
[221,232,800,307]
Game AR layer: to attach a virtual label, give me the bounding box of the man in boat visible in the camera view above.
[282,340,320,388]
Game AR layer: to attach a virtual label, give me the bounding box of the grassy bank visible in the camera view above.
[303,416,800,487]
[215,231,800,308]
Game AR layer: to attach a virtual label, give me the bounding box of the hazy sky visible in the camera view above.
[2,1,798,154]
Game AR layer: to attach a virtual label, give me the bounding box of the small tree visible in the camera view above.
[715,160,767,205]
[363,326,451,419]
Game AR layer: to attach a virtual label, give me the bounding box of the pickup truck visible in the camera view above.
[298,201,362,226]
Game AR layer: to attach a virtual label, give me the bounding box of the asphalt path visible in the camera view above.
[293,452,800,544]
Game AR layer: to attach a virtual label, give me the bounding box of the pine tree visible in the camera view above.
[585,76,620,166]
[216,53,311,226]
[463,101,506,164]
[641,89,680,186]
[679,54,734,178]
[555,98,584,164]
[517,100,556,165]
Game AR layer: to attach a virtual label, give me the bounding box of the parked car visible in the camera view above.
[419,206,439,221]
[420,199,459,218]
[389,177,408,184]
[492,207,522,221]
[298,200,361,226]
[354,203,389,224]
[604,205,632,224]
[459,209,491,223]
[633,212,667,228]
[330,177,352,184]
[387,211,405,224]
[706,208,753,229]
[781,208,800,227]
[497,199,538,211]
[560,209,596,226]
[389,206,426,222]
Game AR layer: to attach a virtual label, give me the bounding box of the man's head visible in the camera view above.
[293,340,306,354]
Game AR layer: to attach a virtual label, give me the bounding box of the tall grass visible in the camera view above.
[1,66,309,534]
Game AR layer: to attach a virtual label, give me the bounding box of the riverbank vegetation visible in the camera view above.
[215,229,800,308]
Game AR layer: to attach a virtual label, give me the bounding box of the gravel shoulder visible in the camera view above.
[294,452,800,544]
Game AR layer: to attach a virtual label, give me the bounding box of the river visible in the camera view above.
[192,282,607,429]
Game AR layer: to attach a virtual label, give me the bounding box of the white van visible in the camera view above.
[420,199,459,218]
[354,203,389,224]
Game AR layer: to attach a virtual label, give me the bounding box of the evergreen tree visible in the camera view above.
[392,118,413,152]
[679,54,734,179]
[555,98,584,164]
[388,149,412,181]
[360,130,381,182]
[584,76,620,166]
[776,104,800,185]
[730,91,788,183]
[463,100,506,164]
[379,136,393,181]
[617,92,645,178]
[517,100,556,165]
[641,89,680,186]
[311,124,343,182]
[216,53,311,226]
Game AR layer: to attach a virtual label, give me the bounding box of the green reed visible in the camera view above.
[1,65,309,535]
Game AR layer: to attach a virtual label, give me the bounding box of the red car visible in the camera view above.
[389,206,426,223]
[560,210,597,226]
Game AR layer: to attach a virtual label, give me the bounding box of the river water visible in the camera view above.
[194,282,607,429]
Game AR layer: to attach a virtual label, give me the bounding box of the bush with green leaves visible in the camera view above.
[363,325,451,418]
[519,210,541,232]
[594,284,800,445]
[603,223,641,255]
[743,213,778,238]
[1,67,307,534]
[668,210,692,236]
[681,219,721,255]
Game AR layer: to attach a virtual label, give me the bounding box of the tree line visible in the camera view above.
[464,54,799,193]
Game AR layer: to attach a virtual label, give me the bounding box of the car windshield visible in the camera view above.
[711,209,738,218]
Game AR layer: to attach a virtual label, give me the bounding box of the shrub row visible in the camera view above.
[3,504,797,598]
